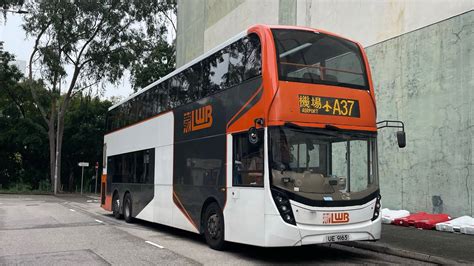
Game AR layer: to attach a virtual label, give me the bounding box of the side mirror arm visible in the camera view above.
[377,120,406,148]
[376,120,404,131]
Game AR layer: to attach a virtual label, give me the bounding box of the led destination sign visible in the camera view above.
[298,95,360,118]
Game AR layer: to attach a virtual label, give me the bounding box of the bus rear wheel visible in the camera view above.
[123,193,133,223]
[112,193,122,219]
[203,202,225,250]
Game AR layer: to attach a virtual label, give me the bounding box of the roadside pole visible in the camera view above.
[81,167,84,194]
[78,162,89,195]
[95,162,99,194]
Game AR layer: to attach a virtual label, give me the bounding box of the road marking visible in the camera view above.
[145,240,164,249]
[95,219,104,224]
[86,200,93,203]
[69,209,76,212]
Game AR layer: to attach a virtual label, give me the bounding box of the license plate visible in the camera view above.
[326,234,350,242]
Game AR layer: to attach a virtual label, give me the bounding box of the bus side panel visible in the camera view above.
[172,77,262,232]
[130,113,174,224]
[173,136,226,231]
[110,183,152,218]
[150,145,173,226]
[104,112,172,220]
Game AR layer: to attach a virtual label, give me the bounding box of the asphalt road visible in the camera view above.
[0,194,432,265]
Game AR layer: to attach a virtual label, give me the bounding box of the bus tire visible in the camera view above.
[203,202,225,250]
[112,192,122,219]
[123,193,134,223]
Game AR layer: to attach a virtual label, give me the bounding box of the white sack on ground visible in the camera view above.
[435,216,474,233]
[460,224,474,235]
[381,208,410,224]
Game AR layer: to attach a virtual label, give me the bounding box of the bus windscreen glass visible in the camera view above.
[269,126,378,203]
[273,29,369,90]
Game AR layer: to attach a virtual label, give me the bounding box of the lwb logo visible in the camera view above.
[183,105,213,133]
[322,212,350,224]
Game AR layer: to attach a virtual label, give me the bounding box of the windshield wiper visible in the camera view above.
[284,122,342,137]
[284,122,304,130]
[325,124,341,131]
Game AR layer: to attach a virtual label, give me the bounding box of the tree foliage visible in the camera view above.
[20,0,177,192]
[1,0,26,21]
[130,0,177,90]
[0,0,177,191]
[0,42,49,189]
[62,94,111,192]
[1,42,114,190]
[131,39,175,90]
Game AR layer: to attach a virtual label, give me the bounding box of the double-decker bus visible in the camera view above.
[101,24,405,250]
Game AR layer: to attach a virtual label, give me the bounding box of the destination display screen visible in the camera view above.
[298,95,360,117]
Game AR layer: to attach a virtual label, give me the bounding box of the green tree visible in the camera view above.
[1,0,28,21]
[21,0,176,193]
[0,42,49,189]
[130,0,177,90]
[0,41,23,187]
[61,94,111,192]
[131,39,176,91]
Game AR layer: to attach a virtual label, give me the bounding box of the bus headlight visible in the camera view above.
[372,194,382,221]
[271,189,296,225]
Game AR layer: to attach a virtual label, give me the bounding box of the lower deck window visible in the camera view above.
[108,148,155,184]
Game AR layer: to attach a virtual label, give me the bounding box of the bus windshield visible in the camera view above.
[269,126,378,203]
[273,29,369,90]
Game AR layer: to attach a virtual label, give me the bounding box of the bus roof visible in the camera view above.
[108,24,359,111]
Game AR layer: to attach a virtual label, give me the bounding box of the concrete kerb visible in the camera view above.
[0,191,53,195]
[336,241,465,265]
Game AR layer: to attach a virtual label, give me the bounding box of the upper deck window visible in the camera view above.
[106,34,261,133]
[272,29,369,90]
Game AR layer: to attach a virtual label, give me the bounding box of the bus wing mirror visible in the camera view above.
[396,131,406,148]
[377,120,406,148]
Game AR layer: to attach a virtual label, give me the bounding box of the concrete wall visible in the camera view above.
[176,0,206,67]
[296,0,473,47]
[176,1,474,216]
[177,0,284,66]
[177,0,473,66]
[367,11,473,216]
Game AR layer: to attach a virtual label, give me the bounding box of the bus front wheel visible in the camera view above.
[203,202,225,250]
[123,193,133,223]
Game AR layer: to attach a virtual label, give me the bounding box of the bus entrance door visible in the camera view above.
[224,132,265,246]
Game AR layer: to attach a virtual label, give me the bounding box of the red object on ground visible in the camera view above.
[392,212,451,229]
[393,212,429,226]
[414,214,451,229]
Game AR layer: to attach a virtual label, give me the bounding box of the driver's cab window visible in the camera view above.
[233,130,264,187]
[286,142,325,173]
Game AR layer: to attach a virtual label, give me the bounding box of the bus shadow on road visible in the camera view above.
[121,217,376,264]
[220,243,376,264]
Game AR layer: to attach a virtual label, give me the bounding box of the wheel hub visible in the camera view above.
[114,199,120,211]
[125,201,130,217]
[207,214,220,239]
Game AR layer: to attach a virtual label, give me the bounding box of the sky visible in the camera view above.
[0,11,174,102]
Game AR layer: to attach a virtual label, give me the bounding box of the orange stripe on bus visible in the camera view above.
[172,192,199,231]
[226,85,263,129]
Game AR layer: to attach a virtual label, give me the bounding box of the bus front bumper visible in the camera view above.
[264,214,381,247]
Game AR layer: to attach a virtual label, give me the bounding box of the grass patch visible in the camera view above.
[0,180,52,195]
